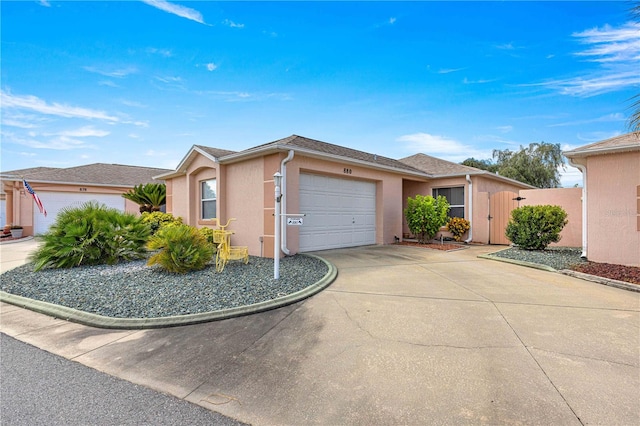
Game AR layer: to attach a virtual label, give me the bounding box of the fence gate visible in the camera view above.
[489,191,519,245]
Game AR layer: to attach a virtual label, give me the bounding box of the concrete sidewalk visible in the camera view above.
[1,242,639,425]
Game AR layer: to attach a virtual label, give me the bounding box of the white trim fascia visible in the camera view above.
[563,144,640,158]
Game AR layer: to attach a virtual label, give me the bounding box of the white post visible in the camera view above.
[274,172,282,279]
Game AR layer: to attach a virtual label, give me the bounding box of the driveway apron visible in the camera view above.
[1,244,638,425]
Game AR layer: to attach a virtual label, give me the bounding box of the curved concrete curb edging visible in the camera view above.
[559,269,639,293]
[479,250,639,293]
[477,252,557,272]
[0,254,338,329]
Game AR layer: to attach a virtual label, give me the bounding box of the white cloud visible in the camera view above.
[222,19,245,28]
[98,80,120,88]
[496,126,513,133]
[573,22,640,63]
[532,22,640,97]
[1,130,93,150]
[559,165,583,188]
[38,1,50,7]
[120,99,148,108]
[1,90,119,122]
[44,126,110,138]
[146,47,173,57]
[463,77,499,85]
[206,63,218,71]
[141,0,206,25]
[548,112,626,127]
[84,66,137,78]
[389,17,397,25]
[437,67,465,74]
[396,133,491,163]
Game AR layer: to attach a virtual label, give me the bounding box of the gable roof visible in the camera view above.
[564,132,640,158]
[194,145,237,159]
[399,153,482,176]
[1,163,172,187]
[399,153,535,188]
[220,134,428,176]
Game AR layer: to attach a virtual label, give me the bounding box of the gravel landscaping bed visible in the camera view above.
[490,247,640,285]
[490,247,587,271]
[0,255,329,318]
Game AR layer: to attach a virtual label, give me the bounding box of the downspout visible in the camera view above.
[464,174,473,243]
[567,157,587,258]
[280,150,295,255]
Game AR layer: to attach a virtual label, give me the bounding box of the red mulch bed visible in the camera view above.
[396,241,462,251]
[571,262,640,285]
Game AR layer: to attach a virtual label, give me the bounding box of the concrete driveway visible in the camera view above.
[1,244,638,425]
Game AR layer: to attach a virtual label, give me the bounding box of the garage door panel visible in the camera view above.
[35,192,125,234]
[299,173,376,252]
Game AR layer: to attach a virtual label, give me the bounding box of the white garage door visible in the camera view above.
[34,192,125,235]
[299,173,376,252]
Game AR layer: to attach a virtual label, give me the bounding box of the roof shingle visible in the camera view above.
[564,132,640,157]
[1,163,172,186]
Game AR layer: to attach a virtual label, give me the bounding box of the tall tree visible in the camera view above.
[461,142,564,188]
[460,157,499,173]
[492,142,564,188]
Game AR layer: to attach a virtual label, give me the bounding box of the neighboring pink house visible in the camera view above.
[157,135,534,258]
[1,164,171,236]
[564,132,640,267]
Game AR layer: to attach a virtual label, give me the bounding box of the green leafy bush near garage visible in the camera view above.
[404,195,450,243]
[30,202,151,271]
[146,224,214,273]
[505,205,568,250]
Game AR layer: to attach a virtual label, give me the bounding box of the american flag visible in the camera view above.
[23,179,47,217]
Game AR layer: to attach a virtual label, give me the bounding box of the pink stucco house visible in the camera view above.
[157,135,533,258]
[564,132,640,267]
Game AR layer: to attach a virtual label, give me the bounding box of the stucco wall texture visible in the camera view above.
[585,152,640,267]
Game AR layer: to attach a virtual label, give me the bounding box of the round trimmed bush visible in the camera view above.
[505,205,568,250]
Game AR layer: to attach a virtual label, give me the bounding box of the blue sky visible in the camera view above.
[2,1,639,187]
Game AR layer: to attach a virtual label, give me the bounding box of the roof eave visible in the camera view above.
[0,177,140,188]
[563,144,640,158]
[430,170,536,189]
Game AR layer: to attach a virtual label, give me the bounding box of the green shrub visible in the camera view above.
[140,211,183,235]
[505,205,568,250]
[146,224,214,273]
[404,195,450,243]
[30,202,150,271]
[446,217,470,242]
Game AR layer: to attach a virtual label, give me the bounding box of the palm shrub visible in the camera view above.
[147,224,214,273]
[122,183,166,213]
[446,217,470,242]
[140,211,183,235]
[31,202,150,271]
[505,205,568,250]
[404,195,450,243]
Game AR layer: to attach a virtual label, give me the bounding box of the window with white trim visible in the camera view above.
[201,179,216,219]
[433,186,465,218]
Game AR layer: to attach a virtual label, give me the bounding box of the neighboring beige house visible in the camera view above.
[564,132,640,267]
[157,135,534,258]
[1,163,171,236]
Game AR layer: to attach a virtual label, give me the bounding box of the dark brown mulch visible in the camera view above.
[396,241,462,251]
[570,262,640,285]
